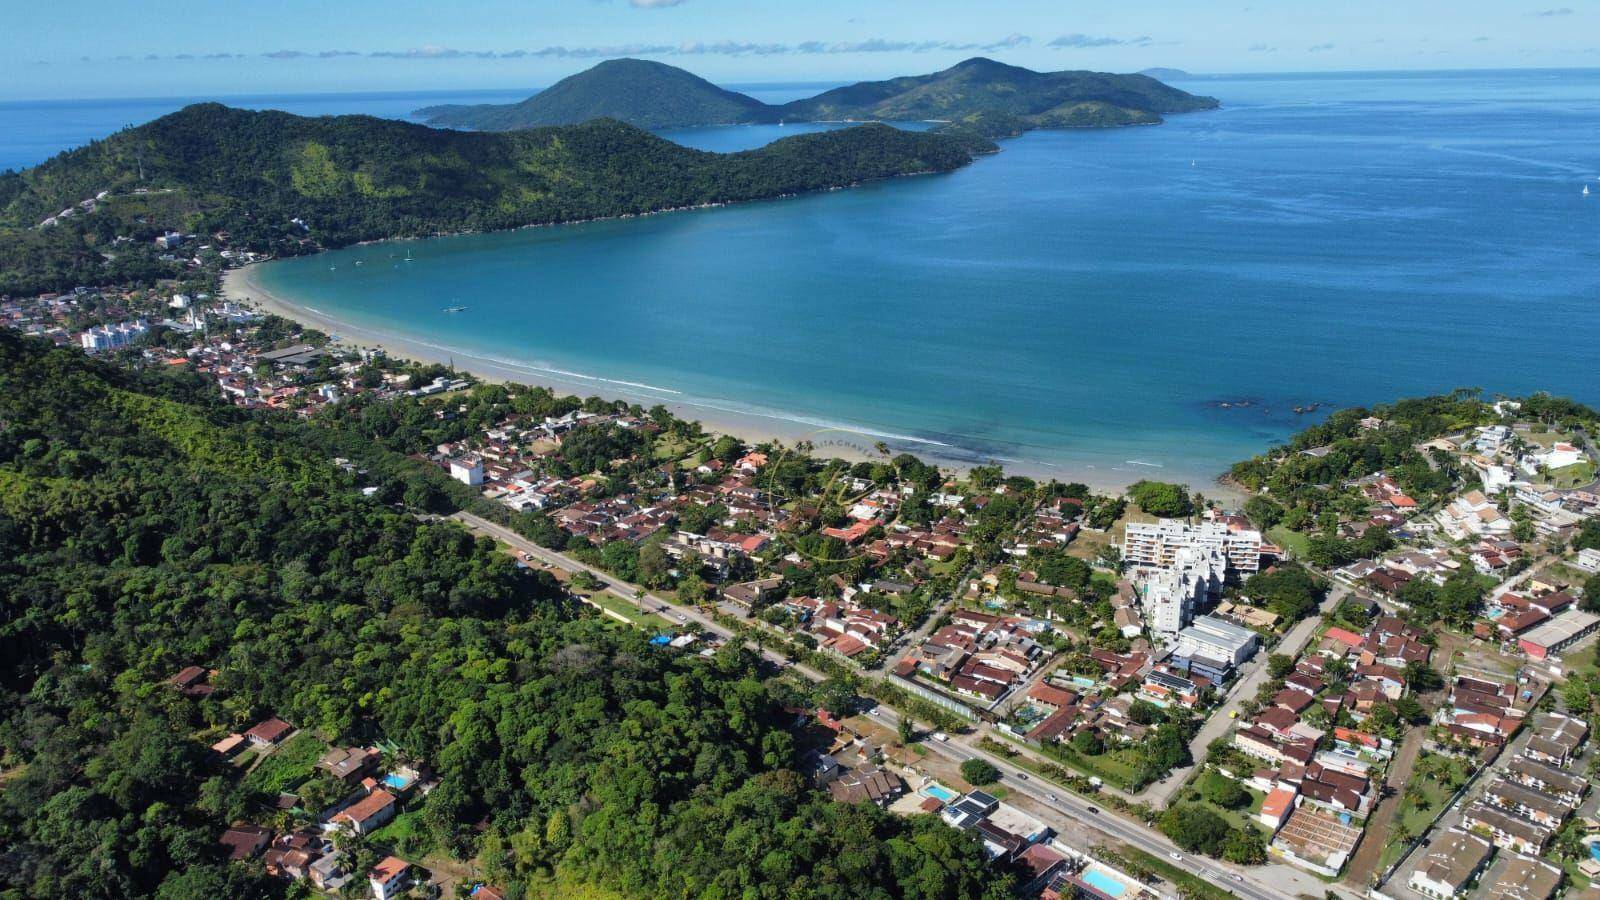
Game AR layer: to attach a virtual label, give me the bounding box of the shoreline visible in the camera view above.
[223,262,1239,498]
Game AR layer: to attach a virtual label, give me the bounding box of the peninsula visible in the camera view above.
[0,103,992,297]
[415,56,1220,139]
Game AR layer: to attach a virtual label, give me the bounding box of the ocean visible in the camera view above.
[8,71,1600,486]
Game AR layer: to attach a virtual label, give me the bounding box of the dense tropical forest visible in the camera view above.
[0,329,1009,898]
[0,104,993,297]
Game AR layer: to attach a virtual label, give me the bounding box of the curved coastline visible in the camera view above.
[223,261,1224,496]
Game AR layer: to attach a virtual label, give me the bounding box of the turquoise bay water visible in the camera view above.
[7,72,1598,484]
[252,70,1600,484]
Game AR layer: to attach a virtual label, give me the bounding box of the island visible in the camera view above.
[416,56,1220,139]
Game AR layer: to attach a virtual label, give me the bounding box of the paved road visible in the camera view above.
[859,703,1289,900]
[863,565,977,675]
[1143,583,1352,807]
[452,512,832,681]
[452,510,1297,900]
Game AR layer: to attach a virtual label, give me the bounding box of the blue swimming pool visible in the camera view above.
[383,773,412,790]
[1080,869,1127,898]
[923,784,958,802]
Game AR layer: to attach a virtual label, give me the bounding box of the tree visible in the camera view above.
[1403,660,1442,693]
[1158,805,1231,855]
[1199,773,1248,809]
[1266,654,1295,679]
[1072,731,1105,756]
[1582,573,1600,613]
[898,716,916,746]
[1128,481,1193,518]
[1222,828,1267,865]
[960,759,1000,786]
[1243,564,1326,623]
[815,678,857,717]
[1244,495,1285,530]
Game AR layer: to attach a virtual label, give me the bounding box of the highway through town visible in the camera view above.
[450,510,1297,900]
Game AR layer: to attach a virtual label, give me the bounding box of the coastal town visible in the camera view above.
[6,258,1600,900]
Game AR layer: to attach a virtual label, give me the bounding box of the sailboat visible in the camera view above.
[1586,184,1592,196]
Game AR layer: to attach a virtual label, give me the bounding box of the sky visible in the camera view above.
[4,0,1598,100]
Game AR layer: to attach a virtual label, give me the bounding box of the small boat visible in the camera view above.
[1586,184,1592,196]
[443,305,467,313]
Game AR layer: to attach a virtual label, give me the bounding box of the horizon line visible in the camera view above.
[3,62,1600,106]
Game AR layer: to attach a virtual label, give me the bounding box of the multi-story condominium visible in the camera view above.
[1137,545,1225,638]
[1123,519,1263,574]
[78,319,148,352]
[1173,615,1261,667]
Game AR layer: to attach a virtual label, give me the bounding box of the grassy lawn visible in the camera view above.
[1267,525,1311,559]
[1550,461,1597,490]
[241,732,325,795]
[585,591,664,628]
[370,809,441,861]
[1376,765,1467,871]
[652,434,701,465]
[1175,775,1266,835]
[1559,855,1594,891]
[993,730,1141,790]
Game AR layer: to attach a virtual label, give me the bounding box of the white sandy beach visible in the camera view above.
[223,262,1229,497]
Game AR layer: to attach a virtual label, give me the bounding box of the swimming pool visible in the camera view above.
[1080,869,1128,898]
[922,784,958,802]
[383,773,413,790]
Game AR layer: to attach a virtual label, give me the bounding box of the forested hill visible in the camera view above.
[0,103,990,296]
[0,329,1009,897]
[780,57,1220,138]
[417,57,772,130]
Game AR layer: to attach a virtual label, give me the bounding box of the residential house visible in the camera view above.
[1523,712,1587,766]
[244,717,292,747]
[218,825,271,861]
[331,789,398,836]
[369,856,411,900]
[1404,828,1492,900]
[1460,802,1553,855]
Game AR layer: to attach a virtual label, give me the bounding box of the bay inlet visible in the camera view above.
[234,69,1600,490]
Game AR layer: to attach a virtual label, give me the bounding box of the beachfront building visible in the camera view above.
[1123,519,1264,575]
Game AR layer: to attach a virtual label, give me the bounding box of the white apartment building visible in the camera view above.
[1123,519,1263,575]
[78,319,149,352]
[1173,615,1260,666]
[1138,545,1226,638]
[449,456,485,486]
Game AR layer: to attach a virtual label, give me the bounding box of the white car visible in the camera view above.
[1168,852,1183,861]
